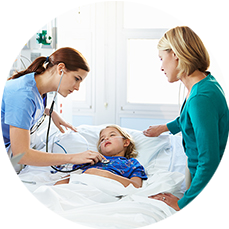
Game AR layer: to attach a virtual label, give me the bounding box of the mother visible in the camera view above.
[143,26,229,229]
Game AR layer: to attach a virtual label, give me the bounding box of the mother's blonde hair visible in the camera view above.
[97,125,138,159]
[157,26,210,78]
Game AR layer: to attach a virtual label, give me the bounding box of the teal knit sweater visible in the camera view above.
[167,72,229,209]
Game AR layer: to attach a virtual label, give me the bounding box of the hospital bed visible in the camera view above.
[18,121,187,229]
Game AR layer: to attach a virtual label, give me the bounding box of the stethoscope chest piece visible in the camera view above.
[101,159,110,164]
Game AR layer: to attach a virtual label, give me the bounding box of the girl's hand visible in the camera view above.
[69,150,106,165]
[50,110,77,133]
[149,193,180,211]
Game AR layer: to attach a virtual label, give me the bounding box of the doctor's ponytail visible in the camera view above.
[8,47,90,80]
[8,56,47,80]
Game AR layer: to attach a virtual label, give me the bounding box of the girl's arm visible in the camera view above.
[84,168,143,188]
[10,126,105,166]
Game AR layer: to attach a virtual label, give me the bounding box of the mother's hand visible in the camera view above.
[143,124,169,137]
[149,193,180,211]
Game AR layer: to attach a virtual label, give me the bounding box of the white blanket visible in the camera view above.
[19,124,186,228]
[20,169,184,229]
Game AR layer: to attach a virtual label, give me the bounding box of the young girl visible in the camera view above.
[55,125,148,188]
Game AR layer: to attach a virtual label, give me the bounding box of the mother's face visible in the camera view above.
[159,50,180,83]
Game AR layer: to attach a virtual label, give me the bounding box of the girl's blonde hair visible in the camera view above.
[157,26,210,78]
[97,125,138,159]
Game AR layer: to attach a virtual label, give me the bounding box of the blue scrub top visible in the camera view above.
[1,73,44,149]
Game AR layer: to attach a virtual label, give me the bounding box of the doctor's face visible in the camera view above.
[159,50,179,83]
[59,68,88,97]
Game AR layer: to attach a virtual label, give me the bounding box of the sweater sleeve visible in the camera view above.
[167,117,181,135]
[178,95,221,209]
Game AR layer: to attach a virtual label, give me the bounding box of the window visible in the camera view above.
[127,39,229,104]
[127,38,180,105]
[203,39,229,101]
[56,5,93,109]
[118,1,229,118]
[123,2,180,29]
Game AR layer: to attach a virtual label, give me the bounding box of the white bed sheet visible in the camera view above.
[19,124,186,228]
[20,170,184,229]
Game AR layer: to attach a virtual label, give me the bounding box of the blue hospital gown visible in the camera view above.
[74,156,148,180]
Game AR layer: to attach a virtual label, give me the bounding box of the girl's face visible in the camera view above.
[99,127,129,157]
[159,50,179,83]
[58,68,88,97]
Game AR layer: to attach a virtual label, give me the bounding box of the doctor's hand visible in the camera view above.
[143,124,169,137]
[69,150,106,165]
[50,110,77,133]
[149,193,180,211]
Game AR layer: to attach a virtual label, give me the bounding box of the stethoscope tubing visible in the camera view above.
[46,70,109,173]
[46,104,90,173]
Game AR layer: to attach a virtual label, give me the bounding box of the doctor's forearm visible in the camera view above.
[12,145,69,167]
[10,125,70,166]
[18,149,71,166]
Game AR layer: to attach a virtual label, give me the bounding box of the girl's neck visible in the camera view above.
[102,149,126,158]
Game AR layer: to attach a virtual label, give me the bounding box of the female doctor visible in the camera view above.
[144,26,229,210]
[1,47,105,167]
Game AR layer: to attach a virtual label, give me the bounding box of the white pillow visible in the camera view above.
[35,124,185,175]
[121,128,171,167]
[38,124,172,168]
[52,131,89,154]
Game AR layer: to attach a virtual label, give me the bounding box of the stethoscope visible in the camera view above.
[46,69,109,173]
[46,69,64,153]
[10,69,110,184]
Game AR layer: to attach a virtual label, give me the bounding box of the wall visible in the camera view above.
[11,1,226,132]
